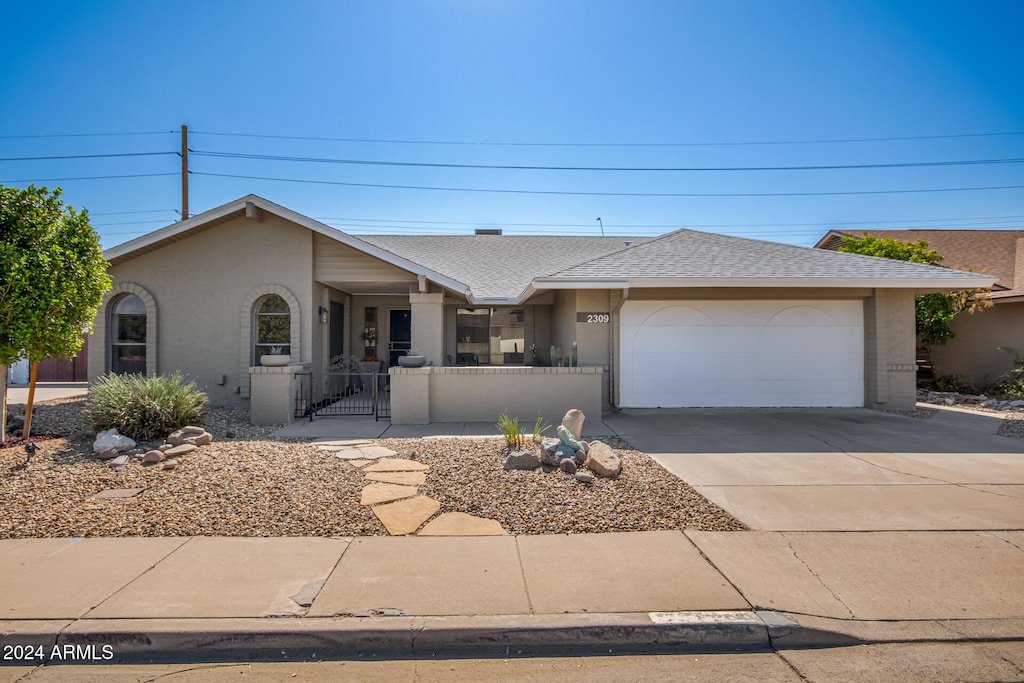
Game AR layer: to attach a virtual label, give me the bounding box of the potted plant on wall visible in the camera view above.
[397,349,427,367]
[260,345,290,367]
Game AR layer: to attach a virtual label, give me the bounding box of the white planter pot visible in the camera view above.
[397,355,426,368]
[260,354,290,367]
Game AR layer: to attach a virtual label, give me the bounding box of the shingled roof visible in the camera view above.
[815,229,1024,299]
[359,234,647,300]
[531,228,995,294]
[104,195,998,304]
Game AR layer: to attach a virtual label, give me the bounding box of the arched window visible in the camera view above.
[111,294,147,374]
[254,294,291,363]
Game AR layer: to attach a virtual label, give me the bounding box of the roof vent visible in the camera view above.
[624,240,633,247]
[475,228,502,235]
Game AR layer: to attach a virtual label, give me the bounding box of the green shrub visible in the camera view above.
[931,375,978,394]
[496,413,525,449]
[84,372,208,441]
[497,413,550,449]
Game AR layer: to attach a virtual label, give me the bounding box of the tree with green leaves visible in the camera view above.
[1,185,111,443]
[837,234,990,347]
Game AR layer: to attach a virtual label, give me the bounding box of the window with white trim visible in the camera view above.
[254,294,291,363]
[111,294,146,374]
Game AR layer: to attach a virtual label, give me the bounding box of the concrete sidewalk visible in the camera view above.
[5,383,89,405]
[1,530,1022,662]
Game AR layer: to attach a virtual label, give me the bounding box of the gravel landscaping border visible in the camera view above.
[1,398,744,538]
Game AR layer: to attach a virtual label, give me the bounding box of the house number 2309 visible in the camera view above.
[577,313,610,323]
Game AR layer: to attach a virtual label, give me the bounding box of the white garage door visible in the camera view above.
[619,300,864,408]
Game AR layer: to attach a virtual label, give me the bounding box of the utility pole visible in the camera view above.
[181,125,189,220]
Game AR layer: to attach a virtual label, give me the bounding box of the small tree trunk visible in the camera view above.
[0,365,7,446]
[23,361,38,440]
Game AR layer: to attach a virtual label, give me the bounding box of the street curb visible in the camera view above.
[2,612,768,662]
[3,612,1024,663]
[766,612,1024,649]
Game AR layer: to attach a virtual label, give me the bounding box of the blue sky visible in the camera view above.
[2,0,1023,249]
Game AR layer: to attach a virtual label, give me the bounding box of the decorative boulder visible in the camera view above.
[164,444,198,458]
[585,441,622,478]
[561,409,585,440]
[167,426,213,447]
[142,450,165,463]
[504,450,541,471]
[540,438,563,466]
[559,458,577,474]
[94,428,136,453]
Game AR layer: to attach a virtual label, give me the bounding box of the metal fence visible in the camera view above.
[295,371,390,421]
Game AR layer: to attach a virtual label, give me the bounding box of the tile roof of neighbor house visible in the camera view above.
[814,229,1024,299]
[533,228,996,292]
[359,234,649,300]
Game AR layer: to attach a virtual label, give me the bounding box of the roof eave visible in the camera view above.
[104,195,474,299]
[531,275,998,291]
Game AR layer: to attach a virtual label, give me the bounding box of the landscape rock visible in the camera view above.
[96,448,120,460]
[1011,400,1024,408]
[575,471,595,484]
[107,454,129,467]
[163,458,179,470]
[142,450,165,463]
[561,409,585,440]
[504,450,541,470]
[559,458,577,474]
[585,441,622,478]
[540,438,562,466]
[166,426,213,447]
[158,443,174,452]
[557,425,588,453]
[164,444,198,458]
[93,428,136,453]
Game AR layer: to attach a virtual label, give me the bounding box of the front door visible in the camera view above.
[388,309,411,367]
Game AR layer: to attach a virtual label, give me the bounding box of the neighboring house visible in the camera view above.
[815,229,1024,386]
[90,195,994,424]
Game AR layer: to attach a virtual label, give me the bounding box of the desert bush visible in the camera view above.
[84,372,208,441]
[986,360,1024,400]
[931,374,978,394]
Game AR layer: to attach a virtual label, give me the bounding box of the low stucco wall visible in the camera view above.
[390,366,603,425]
[249,364,309,425]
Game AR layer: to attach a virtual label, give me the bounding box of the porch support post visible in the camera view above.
[410,292,444,366]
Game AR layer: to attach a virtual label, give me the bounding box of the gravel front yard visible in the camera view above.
[1,397,744,538]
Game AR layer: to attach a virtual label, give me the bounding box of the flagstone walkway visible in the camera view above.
[313,439,508,537]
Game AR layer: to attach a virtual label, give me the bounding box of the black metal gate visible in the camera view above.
[294,372,390,421]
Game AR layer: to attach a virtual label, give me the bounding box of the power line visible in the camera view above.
[191,129,1024,148]
[0,131,174,139]
[0,172,177,182]
[0,151,177,162]
[0,152,177,161]
[90,209,178,216]
[312,213,1024,230]
[190,150,1024,173]
[192,170,1024,198]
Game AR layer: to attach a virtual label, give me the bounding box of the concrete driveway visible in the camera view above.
[603,406,1024,532]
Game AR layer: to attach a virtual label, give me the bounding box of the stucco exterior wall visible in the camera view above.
[863,289,917,410]
[390,366,603,425]
[929,302,1023,386]
[91,214,314,405]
